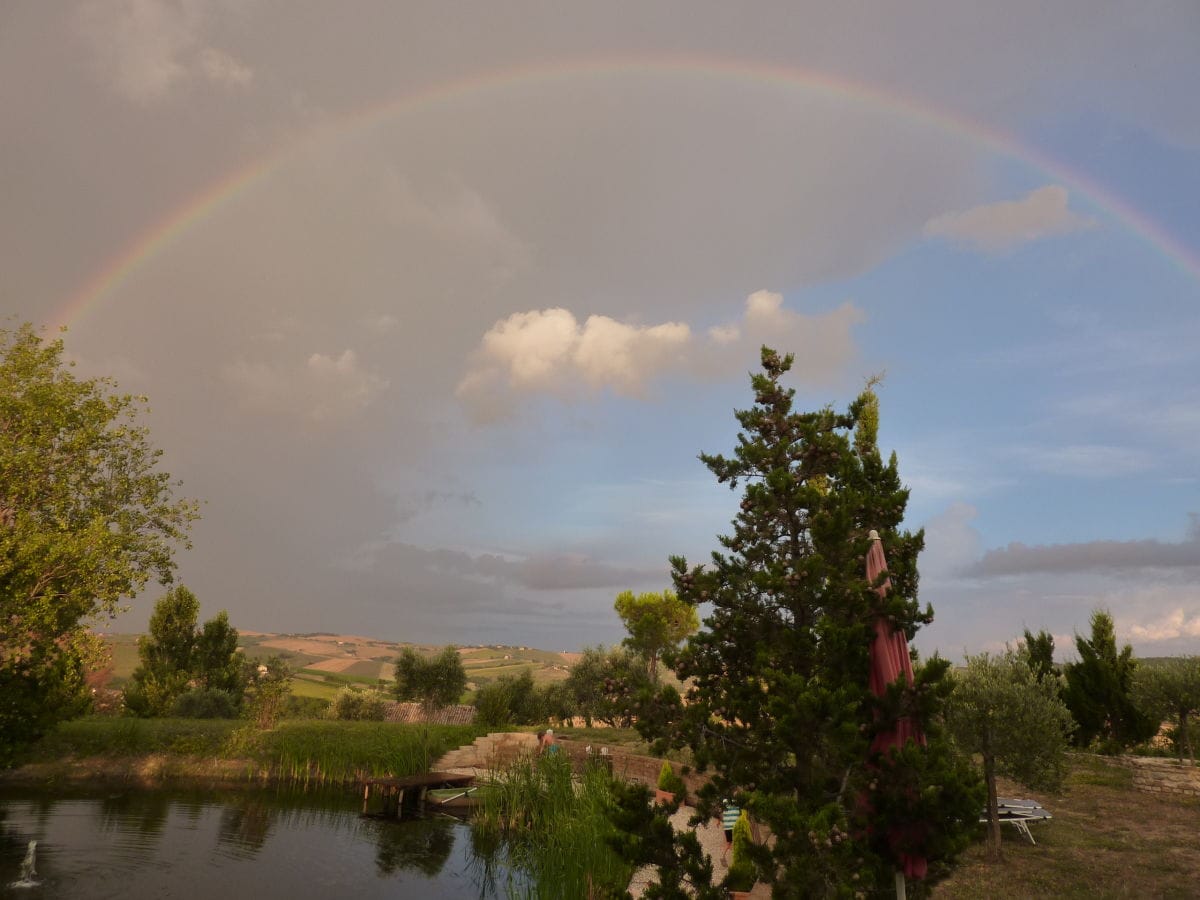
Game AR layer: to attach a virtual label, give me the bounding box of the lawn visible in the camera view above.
[933,755,1200,899]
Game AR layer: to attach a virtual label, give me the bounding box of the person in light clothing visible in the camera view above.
[721,799,741,858]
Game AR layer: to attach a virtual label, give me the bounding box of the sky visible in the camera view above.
[4,1,1199,658]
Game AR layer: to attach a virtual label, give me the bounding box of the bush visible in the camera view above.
[656,759,685,797]
[283,695,330,719]
[473,681,513,727]
[327,687,388,721]
[725,811,756,893]
[168,688,239,719]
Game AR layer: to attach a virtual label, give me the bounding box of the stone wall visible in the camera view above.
[1107,756,1200,797]
[555,739,709,796]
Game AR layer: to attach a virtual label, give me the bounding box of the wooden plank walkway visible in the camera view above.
[360,771,475,818]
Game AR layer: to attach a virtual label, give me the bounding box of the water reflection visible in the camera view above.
[372,815,454,877]
[217,800,277,857]
[0,786,520,899]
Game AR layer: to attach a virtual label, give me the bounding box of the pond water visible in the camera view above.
[0,785,530,899]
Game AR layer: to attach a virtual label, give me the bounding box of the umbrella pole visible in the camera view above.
[894,870,907,900]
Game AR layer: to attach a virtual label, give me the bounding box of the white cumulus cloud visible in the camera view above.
[923,185,1095,253]
[457,290,862,423]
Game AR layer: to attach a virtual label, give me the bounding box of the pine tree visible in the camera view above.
[1063,610,1157,751]
[631,348,980,897]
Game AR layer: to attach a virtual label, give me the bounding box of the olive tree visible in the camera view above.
[1,324,197,760]
[947,649,1075,859]
[1133,656,1200,764]
[394,646,467,713]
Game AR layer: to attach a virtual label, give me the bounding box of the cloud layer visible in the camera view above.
[924,185,1095,253]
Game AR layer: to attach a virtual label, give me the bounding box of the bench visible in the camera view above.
[981,798,1051,845]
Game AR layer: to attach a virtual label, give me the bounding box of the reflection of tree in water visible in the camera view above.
[216,801,278,857]
[373,817,454,877]
[97,792,171,839]
[466,822,510,897]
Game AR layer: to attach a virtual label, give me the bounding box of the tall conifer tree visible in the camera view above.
[631,348,979,897]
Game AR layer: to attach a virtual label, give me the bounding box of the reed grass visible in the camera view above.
[25,718,486,785]
[474,753,634,898]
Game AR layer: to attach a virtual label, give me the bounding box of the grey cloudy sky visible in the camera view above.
[4,1,1199,656]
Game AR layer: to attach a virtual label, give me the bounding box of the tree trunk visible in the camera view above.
[984,751,1001,861]
[1181,711,1193,765]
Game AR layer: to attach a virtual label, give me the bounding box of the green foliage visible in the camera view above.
[169,687,240,719]
[26,717,484,782]
[656,759,686,796]
[1132,656,1200,763]
[725,811,756,893]
[471,668,567,727]
[244,655,292,728]
[393,646,467,711]
[565,645,650,727]
[614,588,699,682]
[625,349,980,896]
[124,587,244,717]
[949,649,1075,790]
[193,611,243,695]
[0,324,197,762]
[947,648,1074,857]
[30,717,237,759]
[608,779,723,900]
[1063,610,1157,752]
[1022,628,1058,684]
[281,695,330,719]
[327,686,389,721]
[473,754,634,897]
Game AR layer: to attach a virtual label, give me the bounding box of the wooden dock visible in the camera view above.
[360,771,475,817]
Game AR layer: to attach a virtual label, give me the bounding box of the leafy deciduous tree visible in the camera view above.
[125,587,243,717]
[244,655,292,729]
[565,645,649,728]
[946,648,1075,859]
[393,646,467,712]
[1,324,197,760]
[614,589,699,683]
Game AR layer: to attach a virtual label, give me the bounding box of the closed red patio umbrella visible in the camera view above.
[866,529,927,888]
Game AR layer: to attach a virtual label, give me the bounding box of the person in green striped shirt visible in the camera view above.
[721,799,741,854]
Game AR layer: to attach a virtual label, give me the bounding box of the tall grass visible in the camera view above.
[25,718,486,785]
[252,721,483,783]
[474,754,633,898]
[31,718,238,758]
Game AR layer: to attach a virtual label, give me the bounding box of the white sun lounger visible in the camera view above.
[980,798,1051,845]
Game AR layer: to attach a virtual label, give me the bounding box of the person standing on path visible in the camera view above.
[721,799,741,857]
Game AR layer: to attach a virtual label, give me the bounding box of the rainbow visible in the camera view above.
[51,56,1200,330]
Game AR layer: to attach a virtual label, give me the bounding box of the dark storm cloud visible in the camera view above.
[969,517,1200,577]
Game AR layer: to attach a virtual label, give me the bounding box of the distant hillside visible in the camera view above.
[95,631,576,701]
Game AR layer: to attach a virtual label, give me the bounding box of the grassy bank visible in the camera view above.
[13,717,490,785]
[933,755,1200,899]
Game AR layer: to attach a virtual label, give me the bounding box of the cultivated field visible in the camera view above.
[96,631,576,698]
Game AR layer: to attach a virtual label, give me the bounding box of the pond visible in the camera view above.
[0,785,532,899]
